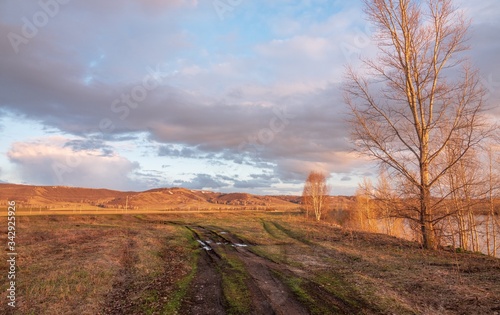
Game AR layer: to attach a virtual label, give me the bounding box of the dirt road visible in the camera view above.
[179,224,365,315]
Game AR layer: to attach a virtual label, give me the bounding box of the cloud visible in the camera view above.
[158,145,202,158]
[233,173,280,189]
[7,137,143,190]
[0,0,498,194]
[173,173,229,190]
[63,138,114,156]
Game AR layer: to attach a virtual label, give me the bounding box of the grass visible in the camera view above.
[157,226,200,314]
[271,221,313,245]
[4,216,126,314]
[0,215,198,314]
[262,220,280,238]
[0,212,498,314]
[274,270,341,315]
[218,249,253,315]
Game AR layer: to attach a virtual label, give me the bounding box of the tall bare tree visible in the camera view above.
[344,0,490,249]
[302,171,329,221]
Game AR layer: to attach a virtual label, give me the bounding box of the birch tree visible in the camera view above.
[302,171,329,221]
[344,0,489,249]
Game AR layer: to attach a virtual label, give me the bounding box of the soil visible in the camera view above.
[178,225,363,315]
[180,238,225,315]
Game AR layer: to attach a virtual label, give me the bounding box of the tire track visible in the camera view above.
[184,225,309,315]
[180,226,225,315]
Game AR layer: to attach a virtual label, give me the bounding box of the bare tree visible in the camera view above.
[354,178,378,232]
[442,148,483,251]
[374,169,402,236]
[302,171,329,221]
[344,0,490,249]
[486,146,500,257]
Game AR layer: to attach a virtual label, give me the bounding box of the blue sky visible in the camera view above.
[1,0,499,195]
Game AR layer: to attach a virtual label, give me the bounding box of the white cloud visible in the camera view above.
[7,137,142,190]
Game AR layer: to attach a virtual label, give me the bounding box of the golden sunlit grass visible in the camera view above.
[0,215,196,315]
[1,215,124,314]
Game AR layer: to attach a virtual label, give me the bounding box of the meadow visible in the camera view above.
[1,211,499,314]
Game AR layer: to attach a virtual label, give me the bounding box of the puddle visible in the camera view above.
[197,239,212,251]
[232,243,248,247]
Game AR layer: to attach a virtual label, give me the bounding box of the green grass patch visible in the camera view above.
[272,221,313,245]
[262,220,281,238]
[159,255,198,315]
[160,227,200,314]
[140,226,200,315]
[273,271,339,315]
[313,272,362,309]
[219,250,252,315]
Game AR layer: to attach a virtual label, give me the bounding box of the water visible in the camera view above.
[375,215,500,258]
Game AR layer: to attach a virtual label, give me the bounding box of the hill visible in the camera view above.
[0,183,299,210]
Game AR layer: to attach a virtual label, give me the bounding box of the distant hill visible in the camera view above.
[0,183,301,210]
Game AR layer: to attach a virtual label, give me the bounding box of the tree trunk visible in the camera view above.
[421,186,436,249]
[421,155,436,249]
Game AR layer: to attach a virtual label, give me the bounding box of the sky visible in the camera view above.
[0,0,499,195]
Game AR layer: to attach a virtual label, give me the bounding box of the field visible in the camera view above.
[1,212,499,315]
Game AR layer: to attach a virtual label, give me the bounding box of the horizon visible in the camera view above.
[1,182,356,197]
[1,0,499,195]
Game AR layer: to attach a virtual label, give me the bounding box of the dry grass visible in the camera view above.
[0,212,498,314]
[0,215,195,315]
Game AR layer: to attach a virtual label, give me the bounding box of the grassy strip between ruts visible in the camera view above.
[218,248,253,314]
[272,270,340,315]
[271,221,313,245]
[142,225,200,315]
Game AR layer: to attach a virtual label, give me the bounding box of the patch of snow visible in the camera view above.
[197,240,212,251]
[233,243,248,247]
